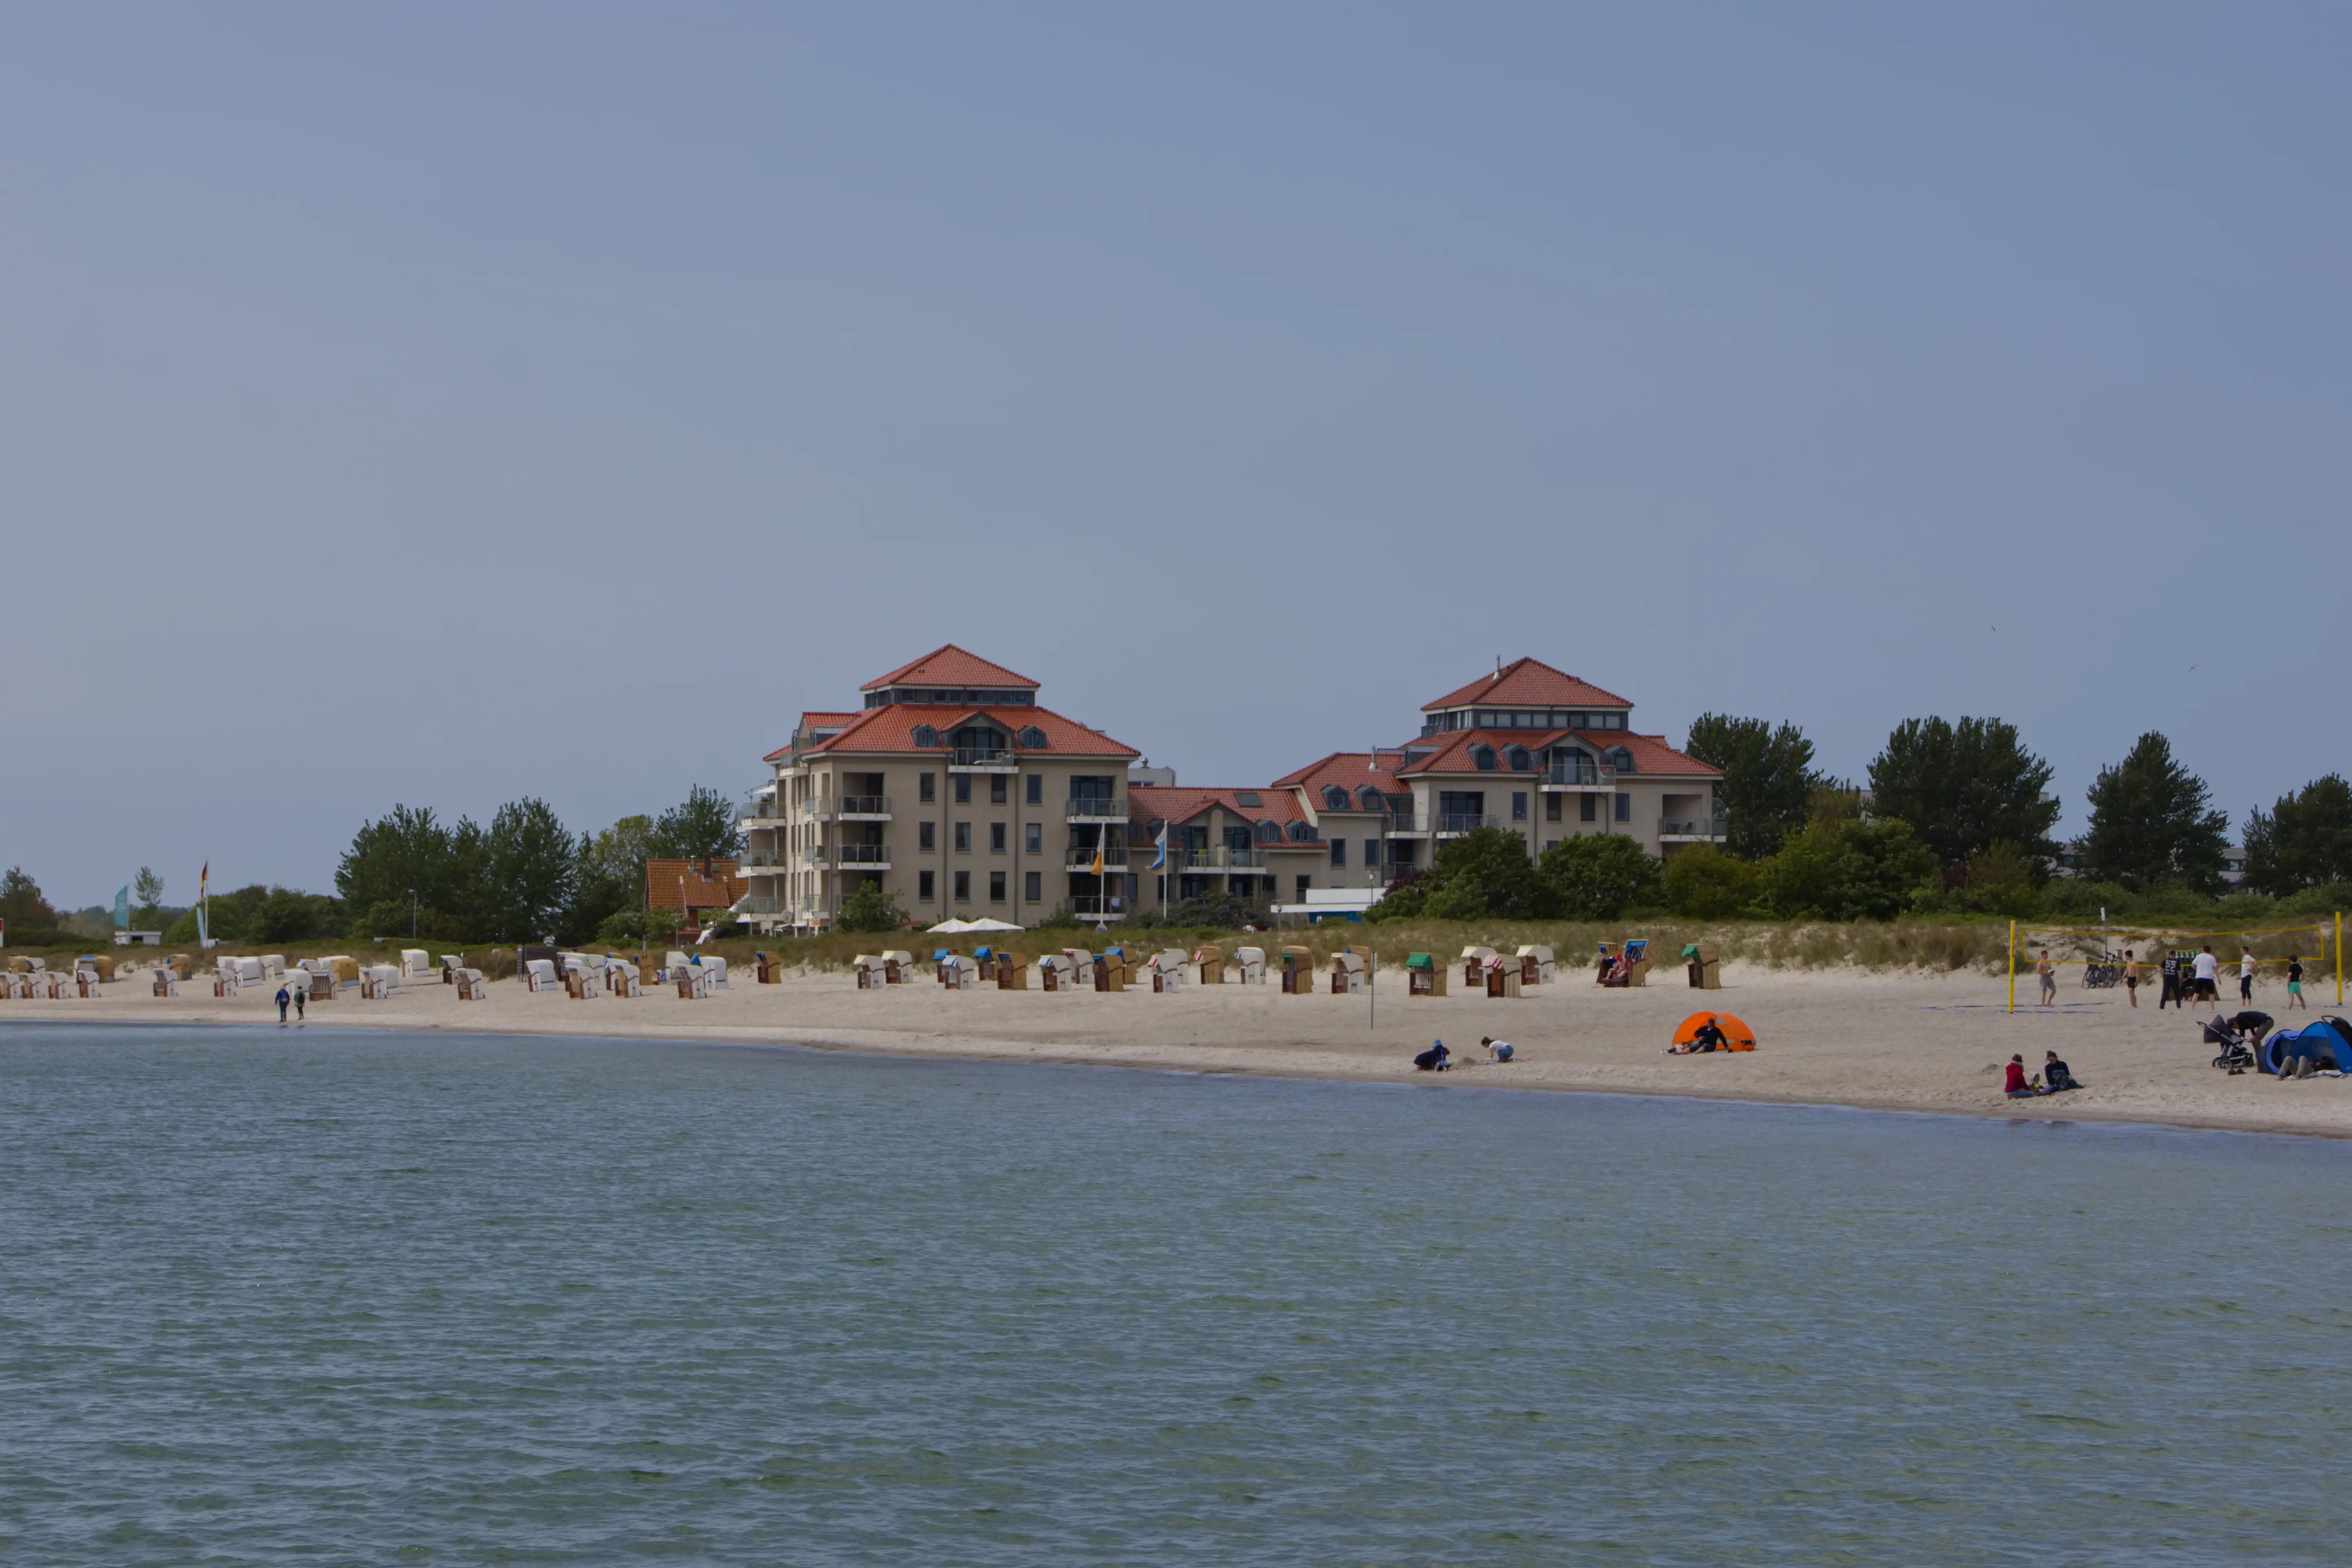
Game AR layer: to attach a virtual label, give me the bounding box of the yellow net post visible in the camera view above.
[2008,919,2016,1015]
[2339,912,2344,1006]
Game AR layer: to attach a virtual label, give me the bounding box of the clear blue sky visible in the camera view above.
[5,3,2345,906]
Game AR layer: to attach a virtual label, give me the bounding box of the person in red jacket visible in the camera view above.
[2004,1054,2038,1098]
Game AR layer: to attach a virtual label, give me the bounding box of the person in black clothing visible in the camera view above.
[2157,952,2181,1010]
[2217,1010,2274,1055]
[2042,1051,2082,1093]
[1413,1042,1451,1072]
[1668,1019,1729,1054]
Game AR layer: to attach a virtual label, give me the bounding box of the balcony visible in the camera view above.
[813,795,892,820]
[1180,848,1267,871]
[739,854,788,871]
[1435,814,1500,836]
[807,844,893,869]
[1065,796,1127,821]
[735,895,780,915]
[1660,817,1730,842]
[1543,762,1616,790]
[949,748,1018,771]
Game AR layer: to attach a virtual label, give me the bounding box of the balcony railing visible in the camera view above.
[814,795,891,818]
[1436,814,1500,834]
[1661,817,1730,839]
[1181,848,1267,870]
[1387,810,1418,831]
[1547,761,1615,786]
[1065,796,1127,820]
[807,844,892,865]
[951,748,1017,769]
[735,895,780,915]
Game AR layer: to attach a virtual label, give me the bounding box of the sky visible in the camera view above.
[5,2,2347,907]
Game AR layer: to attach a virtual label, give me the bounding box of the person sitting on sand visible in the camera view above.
[1481,1036,1514,1063]
[1669,1019,1728,1055]
[2004,1054,2038,1099]
[1413,1042,1450,1072]
[2042,1051,2082,1093]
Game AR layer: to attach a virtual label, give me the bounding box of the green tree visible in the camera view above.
[1952,841,2042,918]
[1662,846,1760,919]
[252,887,338,944]
[2080,733,2229,893]
[132,866,166,922]
[1538,835,1664,920]
[484,798,578,940]
[834,881,907,934]
[1,867,60,932]
[1683,715,1819,860]
[648,785,745,866]
[2242,775,2352,896]
[564,815,654,944]
[1416,826,1548,921]
[1757,819,1936,922]
[1866,716,2058,872]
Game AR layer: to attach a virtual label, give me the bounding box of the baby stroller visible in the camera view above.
[2205,1017,2256,1074]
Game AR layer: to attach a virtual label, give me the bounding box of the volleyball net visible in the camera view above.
[2004,914,2343,1012]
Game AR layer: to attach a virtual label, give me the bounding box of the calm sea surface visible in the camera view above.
[3,1025,2349,1564]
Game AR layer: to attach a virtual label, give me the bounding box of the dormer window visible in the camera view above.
[1471,744,1497,772]
[911,724,940,748]
[1254,819,1281,843]
[1287,821,1318,842]
[1608,746,1635,773]
[1322,785,1349,810]
[1016,726,1047,750]
[1357,785,1385,811]
[1505,746,1531,772]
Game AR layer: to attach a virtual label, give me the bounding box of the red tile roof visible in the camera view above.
[1270,751,1407,808]
[1129,785,1314,829]
[860,644,1040,692]
[1394,729,1720,778]
[800,704,1137,758]
[1422,657,1631,713]
[764,712,864,764]
[646,859,745,912]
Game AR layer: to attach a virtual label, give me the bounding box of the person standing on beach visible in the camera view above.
[293,982,306,1022]
[274,984,290,1024]
[2193,946,2219,1004]
[2037,950,2056,1007]
[2122,950,2139,1009]
[2286,955,2307,1011]
[2158,951,2181,1010]
[2239,946,2257,1003]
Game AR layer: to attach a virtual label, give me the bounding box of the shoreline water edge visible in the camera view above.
[7,962,2348,1141]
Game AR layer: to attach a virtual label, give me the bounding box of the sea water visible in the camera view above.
[2,1025,2348,1564]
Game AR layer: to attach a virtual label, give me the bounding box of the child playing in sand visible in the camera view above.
[1481,1036,1514,1063]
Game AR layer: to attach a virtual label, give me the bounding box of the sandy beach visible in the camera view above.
[10,959,2348,1140]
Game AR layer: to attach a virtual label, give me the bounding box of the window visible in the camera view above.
[1234,790,1263,807]
[1254,819,1280,844]
[1512,791,1528,821]
[1546,794,1562,822]
[1608,746,1635,773]
[1026,774,1042,805]
[919,772,936,803]
[1016,726,1047,750]
[954,871,971,901]
[1364,839,1380,867]
[989,871,1006,902]
[1323,785,1349,810]
[991,775,1007,804]
[1025,822,1042,853]
[1358,785,1385,811]
[1581,795,1597,822]
[912,724,939,748]
[1296,875,1312,901]
[1155,875,1167,902]
[1615,792,1631,822]
[1025,871,1041,902]
[954,774,971,804]
[990,822,1006,853]
[954,822,971,852]
[918,870,935,901]
[919,821,936,852]
[1472,745,1496,771]
[1506,746,1531,772]
[1288,821,1318,842]
[1330,838,1347,867]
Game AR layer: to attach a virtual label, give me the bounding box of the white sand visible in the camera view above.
[10,963,2348,1139]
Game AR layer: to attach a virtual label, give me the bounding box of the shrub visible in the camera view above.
[1757,819,1936,922]
[1416,827,1548,921]
[1664,846,1759,919]
[1538,835,1664,920]
[834,882,907,934]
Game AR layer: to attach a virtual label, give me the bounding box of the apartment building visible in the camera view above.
[738,649,1722,932]
[738,647,1140,931]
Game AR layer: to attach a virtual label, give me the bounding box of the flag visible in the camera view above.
[1151,824,1167,869]
[114,886,130,928]
[198,861,210,947]
[1089,843,1104,877]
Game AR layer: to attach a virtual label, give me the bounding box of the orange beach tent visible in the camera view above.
[1673,1011,1756,1051]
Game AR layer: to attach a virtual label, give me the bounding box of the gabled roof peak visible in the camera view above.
[1422,657,1632,713]
[862,644,1040,692]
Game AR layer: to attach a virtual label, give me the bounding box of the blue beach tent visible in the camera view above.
[2263,1016,2352,1075]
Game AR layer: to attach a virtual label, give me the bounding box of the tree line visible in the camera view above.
[1370,717,2352,925]
[0,786,753,949]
